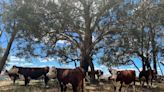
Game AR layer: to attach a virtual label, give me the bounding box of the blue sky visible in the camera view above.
[4,55,164,77]
[0,31,164,77]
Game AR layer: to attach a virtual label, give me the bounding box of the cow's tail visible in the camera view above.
[82,78,85,92]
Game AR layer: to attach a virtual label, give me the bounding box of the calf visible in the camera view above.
[7,65,49,86]
[109,68,136,92]
[87,70,103,81]
[139,69,156,88]
[47,67,85,92]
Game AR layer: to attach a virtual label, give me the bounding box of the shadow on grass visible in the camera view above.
[0,80,164,92]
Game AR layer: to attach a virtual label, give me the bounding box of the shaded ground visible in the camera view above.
[0,80,164,92]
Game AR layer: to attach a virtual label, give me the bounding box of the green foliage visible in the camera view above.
[0,0,163,68]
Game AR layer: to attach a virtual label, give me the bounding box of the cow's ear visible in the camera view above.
[117,71,120,75]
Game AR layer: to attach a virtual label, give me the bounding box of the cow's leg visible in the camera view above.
[139,78,143,86]
[59,82,64,92]
[151,78,153,87]
[133,80,136,92]
[44,75,49,86]
[142,79,145,87]
[78,80,84,92]
[115,87,120,92]
[114,86,116,92]
[72,85,77,92]
[81,79,84,92]
[13,76,17,85]
[63,84,67,92]
[119,82,123,92]
[146,78,150,88]
[124,85,129,92]
[24,76,29,86]
[139,78,141,85]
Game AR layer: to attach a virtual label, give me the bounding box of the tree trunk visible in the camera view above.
[142,61,145,71]
[141,55,146,71]
[152,39,157,74]
[153,54,157,73]
[80,52,95,79]
[151,29,157,74]
[0,30,17,73]
[81,1,96,82]
[88,57,95,82]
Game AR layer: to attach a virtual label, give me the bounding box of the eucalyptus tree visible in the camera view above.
[0,0,46,73]
[0,0,17,73]
[99,0,142,68]
[0,0,125,80]
[100,0,164,74]
[31,0,123,80]
[129,0,164,73]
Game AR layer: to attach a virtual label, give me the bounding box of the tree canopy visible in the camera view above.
[0,0,163,77]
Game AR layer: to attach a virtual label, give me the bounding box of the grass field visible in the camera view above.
[0,79,164,92]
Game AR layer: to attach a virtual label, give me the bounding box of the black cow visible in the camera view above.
[47,67,85,92]
[87,70,103,81]
[139,69,157,88]
[7,65,49,86]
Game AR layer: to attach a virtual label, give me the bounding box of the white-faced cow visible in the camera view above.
[109,68,136,92]
[46,67,85,92]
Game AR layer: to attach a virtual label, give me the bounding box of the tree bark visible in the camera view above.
[152,36,157,74]
[0,29,17,73]
[88,57,95,82]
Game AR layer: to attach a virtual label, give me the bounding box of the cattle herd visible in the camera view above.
[5,65,158,92]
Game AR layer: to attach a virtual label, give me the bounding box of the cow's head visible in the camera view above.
[5,66,20,82]
[46,67,57,79]
[98,70,103,76]
[109,68,120,80]
[8,65,19,74]
[109,68,122,91]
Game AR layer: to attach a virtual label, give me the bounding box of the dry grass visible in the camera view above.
[0,80,164,92]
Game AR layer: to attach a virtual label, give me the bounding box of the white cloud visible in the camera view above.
[57,40,71,45]
[92,36,96,42]
[99,65,107,69]
[19,63,34,67]
[10,56,25,62]
[36,57,55,63]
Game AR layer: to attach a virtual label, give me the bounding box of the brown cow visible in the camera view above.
[47,67,85,92]
[109,68,136,92]
[139,69,157,88]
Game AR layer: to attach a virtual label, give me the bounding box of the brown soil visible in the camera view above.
[0,80,164,92]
